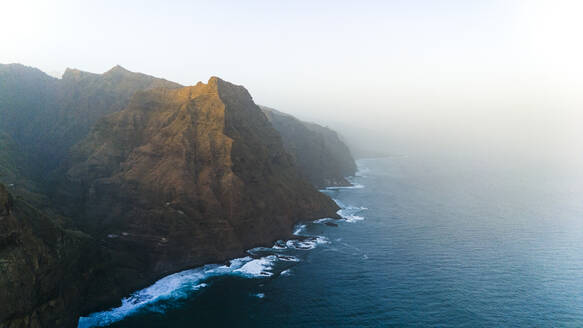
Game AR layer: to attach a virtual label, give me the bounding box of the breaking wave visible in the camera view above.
[323,183,365,190]
[77,255,277,328]
[332,199,367,223]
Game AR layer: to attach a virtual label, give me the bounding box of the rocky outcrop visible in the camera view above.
[262,106,357,188]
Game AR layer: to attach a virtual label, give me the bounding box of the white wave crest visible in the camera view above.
[277,255,300,262]
[272,240,287,249]
[313,217,333,223]
[324,183,364,190]
[285,236,329,250]
[78,255,279,328]
[293,224,307,235]
[336,203,367,223]
[234,255,277,277]
[78,267,208,328]
[342,214,365,223]
[280,269,292,276]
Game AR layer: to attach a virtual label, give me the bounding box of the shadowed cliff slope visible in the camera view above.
[262,106,357,187]
[0,183,99,328]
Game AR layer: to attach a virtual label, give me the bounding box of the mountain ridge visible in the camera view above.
[0,64,356,328]
[262,106,357,187]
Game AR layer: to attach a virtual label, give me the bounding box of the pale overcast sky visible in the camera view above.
[1,0,582,164]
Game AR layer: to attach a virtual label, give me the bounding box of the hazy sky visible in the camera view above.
[2,0,582,164]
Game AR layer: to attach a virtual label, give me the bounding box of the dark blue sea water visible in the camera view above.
[80,155,583,327]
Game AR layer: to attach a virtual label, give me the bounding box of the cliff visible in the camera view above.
[262,106,357,188]
[0,69,341,327]
[0,70,337,327]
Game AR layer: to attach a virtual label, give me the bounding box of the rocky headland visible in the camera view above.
[0,65,356,327]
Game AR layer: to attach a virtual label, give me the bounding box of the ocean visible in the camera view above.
[79,154,583,327]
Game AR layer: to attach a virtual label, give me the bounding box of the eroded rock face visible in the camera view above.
[262,106,357,188]
[56,77,338,316]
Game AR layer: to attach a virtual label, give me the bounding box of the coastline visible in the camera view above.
[77,173,366,328]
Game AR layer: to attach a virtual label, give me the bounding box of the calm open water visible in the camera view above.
[83,154,583,327]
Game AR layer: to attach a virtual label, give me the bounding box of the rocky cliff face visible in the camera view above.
[0,69,342,327]
[63,78,338,270]
[0,183,98,328]
[262,107,357,188]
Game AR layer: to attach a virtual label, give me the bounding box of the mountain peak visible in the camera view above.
[207,76,224,89]
[208,76,223,83]
[205,76,251,101]
[105,64,130,75]
[62,67,98,80]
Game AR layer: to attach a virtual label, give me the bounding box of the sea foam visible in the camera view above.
[234,255,277,277]
[313,217,333,223]
[293,224,307,235]
[78,255,279,328]
[334,199,367,223]
[324,183,365,190]
[285,236,330,250]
